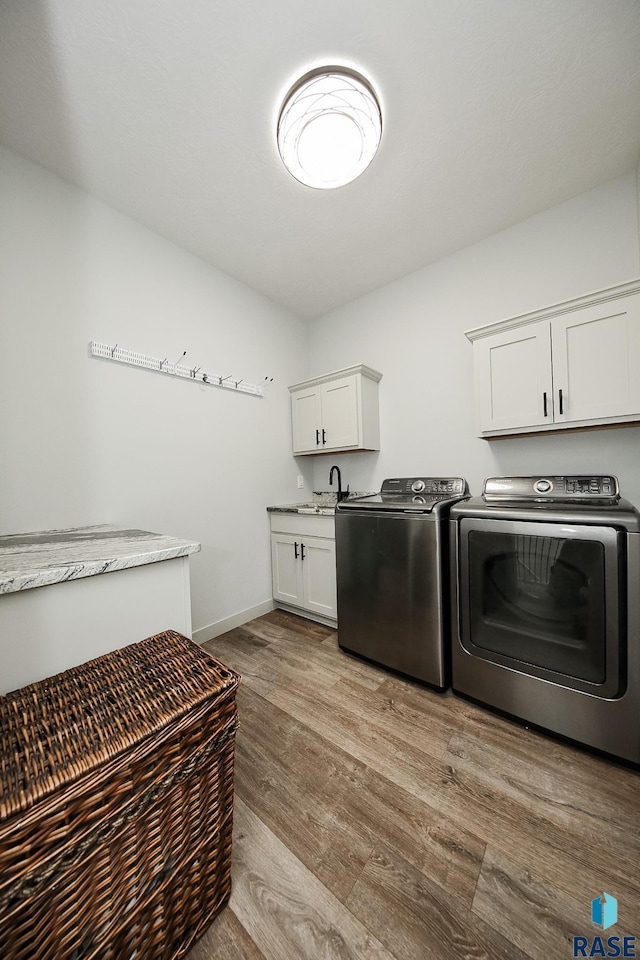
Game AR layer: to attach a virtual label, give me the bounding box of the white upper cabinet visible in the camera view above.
[551,304,640,424]
[467,279,640,437]
[475,320,553,432]
[291,386,323,454]
[320,375,360,449]
[289,364,382,456]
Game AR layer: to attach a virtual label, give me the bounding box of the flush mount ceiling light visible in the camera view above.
[277,67,382,189]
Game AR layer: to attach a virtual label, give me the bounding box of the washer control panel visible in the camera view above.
[483,475,620,502]
[381,477,468,498]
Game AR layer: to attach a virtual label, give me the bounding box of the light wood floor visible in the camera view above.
[187,609,640,960]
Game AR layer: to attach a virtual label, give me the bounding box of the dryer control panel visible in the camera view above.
[483,475,620,502]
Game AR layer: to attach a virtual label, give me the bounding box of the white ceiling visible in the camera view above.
[1,1,640,320]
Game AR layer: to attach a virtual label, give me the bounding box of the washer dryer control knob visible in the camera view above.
[534,479,553,494]
[411,480,425,493]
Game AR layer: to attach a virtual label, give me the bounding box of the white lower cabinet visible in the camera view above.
[269,514,337,624]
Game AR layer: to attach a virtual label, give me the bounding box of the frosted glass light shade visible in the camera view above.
[277,67,382,189]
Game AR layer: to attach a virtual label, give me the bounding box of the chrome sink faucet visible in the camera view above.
[329,465,349,502]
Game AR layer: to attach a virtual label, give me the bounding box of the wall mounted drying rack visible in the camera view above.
[90,341,267,397]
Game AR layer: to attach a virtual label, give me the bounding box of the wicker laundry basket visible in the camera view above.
[0,629,240,960]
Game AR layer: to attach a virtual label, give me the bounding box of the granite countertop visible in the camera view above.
[267,491,375,516]
[0,525,201,595]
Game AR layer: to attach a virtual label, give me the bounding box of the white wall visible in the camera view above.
[0,146,314,637]
[3,151,639,644]
[309,173,640,505]
[637,156,640,257]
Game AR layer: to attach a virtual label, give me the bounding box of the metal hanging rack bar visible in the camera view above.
[90,341,265,397]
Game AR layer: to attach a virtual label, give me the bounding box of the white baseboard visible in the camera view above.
[273,601,337,629]
[192,599,275,645]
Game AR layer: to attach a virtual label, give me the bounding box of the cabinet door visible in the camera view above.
[271,534,303,605]
[291,387,322,454]
[301,536,337,619]
[551,298,640,423]
[474,321,553,433]
[320,375,359,450]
